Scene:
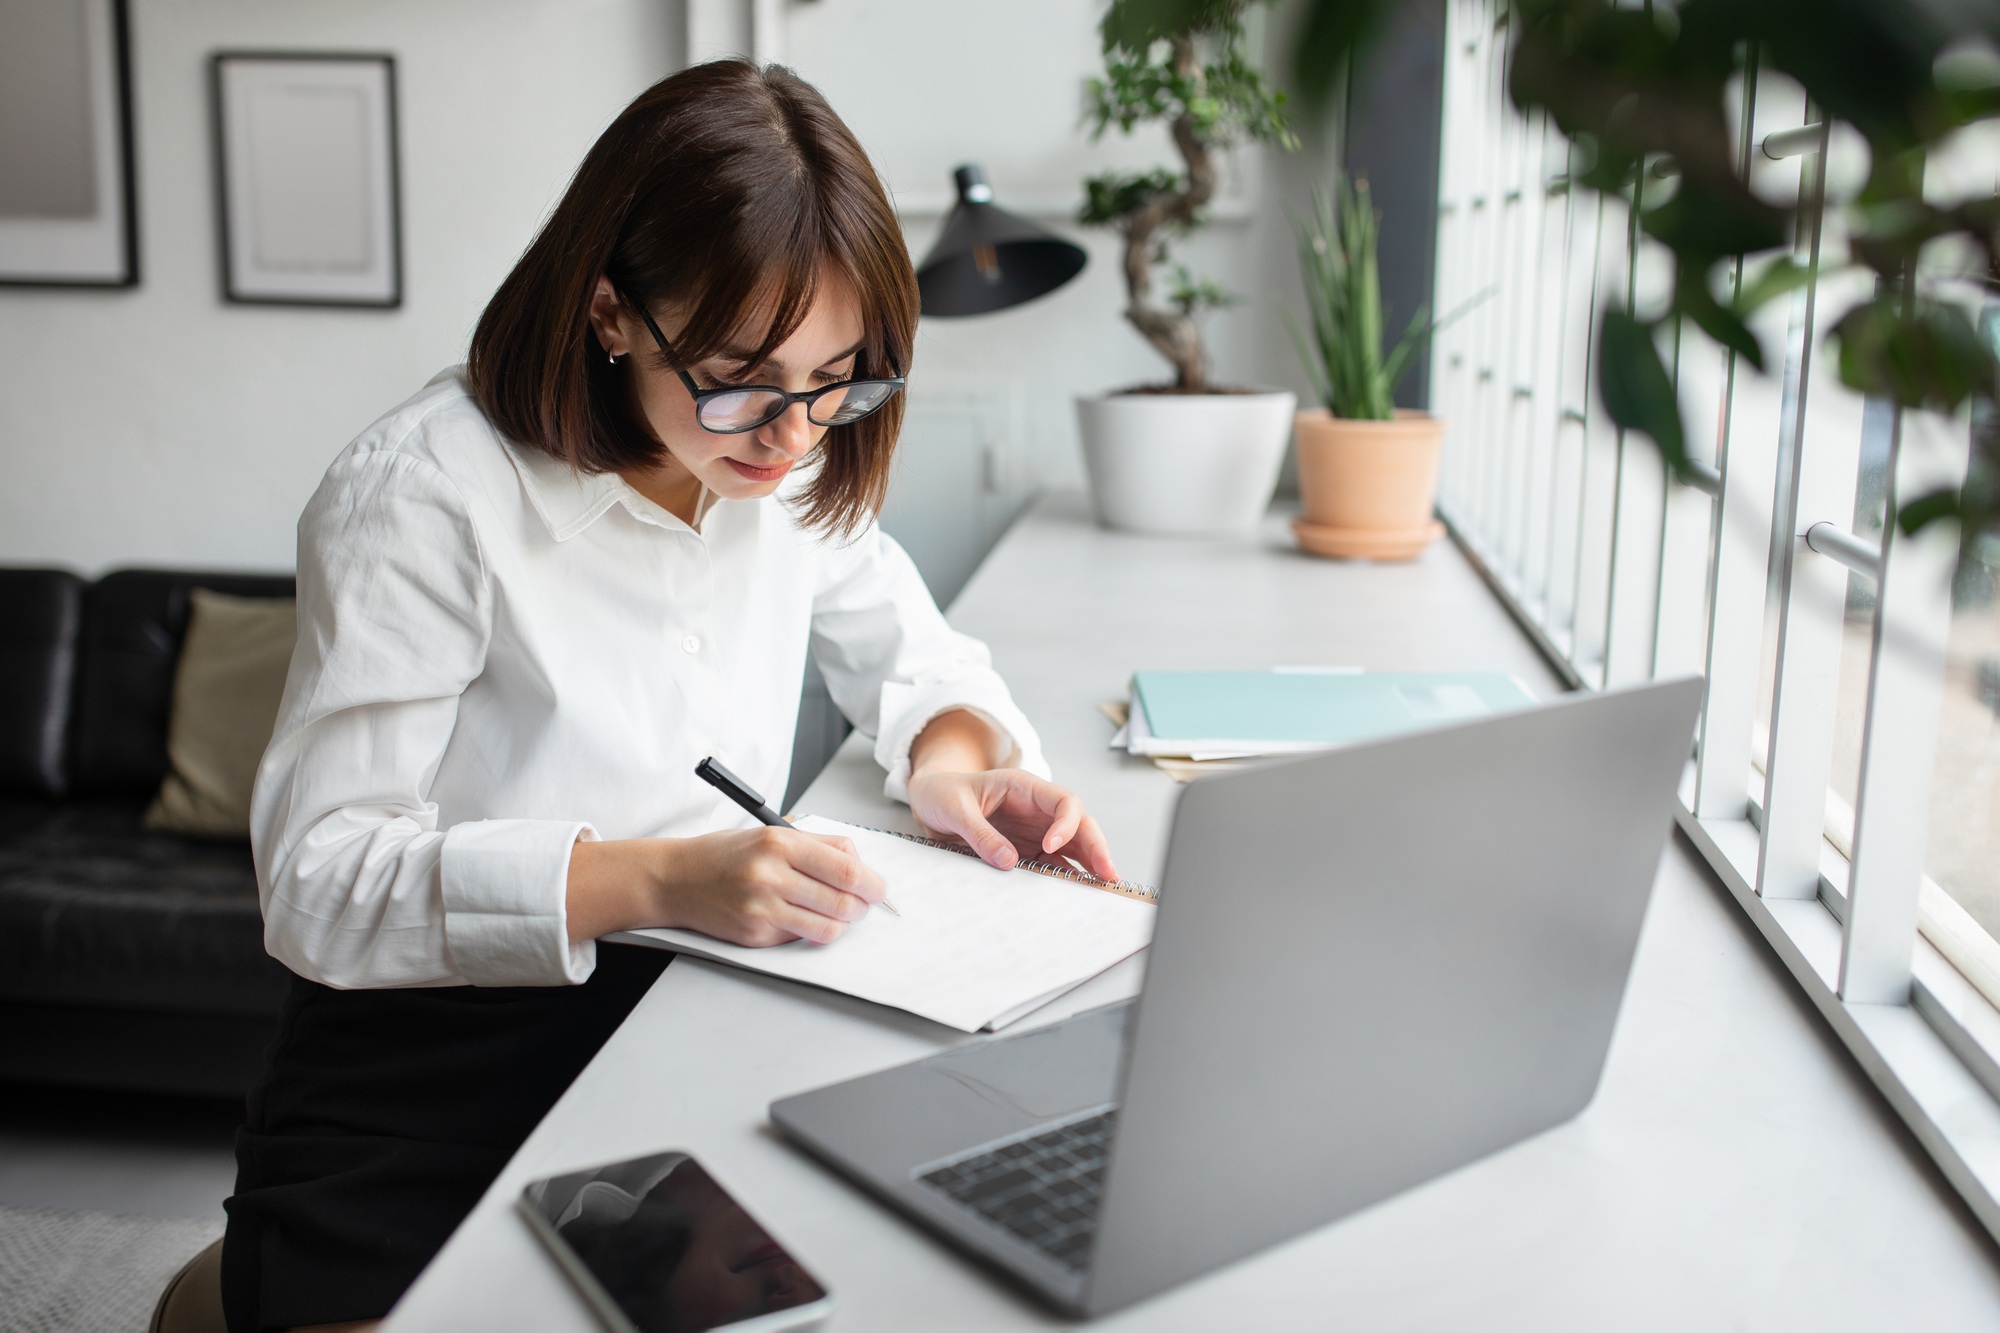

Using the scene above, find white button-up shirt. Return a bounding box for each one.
[251,369,1046,991]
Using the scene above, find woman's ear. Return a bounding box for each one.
[586,277,629,357]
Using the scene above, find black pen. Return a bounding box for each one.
[694,756,900,916]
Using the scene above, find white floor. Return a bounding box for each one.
[0,1086,239,1222]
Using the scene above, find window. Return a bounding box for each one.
[1926,381,2000,995]
[1433,0,2000,1230]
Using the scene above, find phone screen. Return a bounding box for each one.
[521,1151,828,1333]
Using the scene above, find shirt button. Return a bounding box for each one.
[681,634,701,654]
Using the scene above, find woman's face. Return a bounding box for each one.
[589,275,866,506]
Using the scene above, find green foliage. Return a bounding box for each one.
[1732,255,1816,321]
[1638,177,1786,264]
[1288,178,1444,421]
[1167,265,1234,317]
[1079,0,1296,388]
[1598,308,1689,475]
[1085,30,1294,148]
[1834,296,1998,415]
[1100,0,1244,54]
[1079,169,1185,229]
[1263,0,2000,551]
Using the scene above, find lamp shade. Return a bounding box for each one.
[915,164,1087,317]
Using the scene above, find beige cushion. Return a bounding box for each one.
[144,589,297,839]
[149,1237,224,1333]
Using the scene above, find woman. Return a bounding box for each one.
[221,60,1117,1332]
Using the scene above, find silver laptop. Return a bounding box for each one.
[771,678,1701,1318]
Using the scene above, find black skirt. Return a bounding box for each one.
[220,943,671,1332]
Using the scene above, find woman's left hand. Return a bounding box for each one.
[906,768,1121,883]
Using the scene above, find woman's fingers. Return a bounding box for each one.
[733,865,867,947]
[978,775,1089,862]
[1054,812,1120,882]
[1036,788,1083,855]
[977,775,1116,878]
[788,831,886,904]
[781,859,880,922]
[730,895,833,947]
[986,786,1118,882]
[720,874,855,949]
[761,830,884,943]
[763,895,850,945]
[905,768,1125,883]
[966,816,1020,869]
[944,793,1020,870]
[684,827,884,948]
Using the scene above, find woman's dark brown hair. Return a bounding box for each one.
[468,60,917,536]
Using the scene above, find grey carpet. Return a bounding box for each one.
[0,1203,220,1333]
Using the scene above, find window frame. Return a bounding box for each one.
[1434,0,2000,1237]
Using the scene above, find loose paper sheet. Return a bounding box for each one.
[614,816,1156,1033]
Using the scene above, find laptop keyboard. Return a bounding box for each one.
[916,1107,1118,1271]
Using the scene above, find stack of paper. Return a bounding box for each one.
[1108,668,1537,780]
[614,817,1155,1033]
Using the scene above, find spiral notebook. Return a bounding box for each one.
[613,816,1157,1033]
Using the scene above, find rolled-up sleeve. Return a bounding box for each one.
[251,449,595,989]
[808,525,1049,802]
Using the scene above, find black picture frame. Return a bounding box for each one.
[211,51,402,308]
[0,0,140,288]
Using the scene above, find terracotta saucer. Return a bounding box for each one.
[1290,517,1444,562]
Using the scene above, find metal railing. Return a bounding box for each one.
[1431,0,1995,1237]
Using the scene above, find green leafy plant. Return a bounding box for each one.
[1289,175,1462,420]
[1495,0,2000,541]
[1080,0,1297,391]
[1124,0,2000,548]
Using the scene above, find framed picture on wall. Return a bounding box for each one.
[213,52,401,307]
[0,0,139,287]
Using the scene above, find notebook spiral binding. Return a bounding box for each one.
[853,825,1159,903]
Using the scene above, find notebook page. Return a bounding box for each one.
[615,816,1156,1033]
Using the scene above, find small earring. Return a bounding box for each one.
[607,350,619,365]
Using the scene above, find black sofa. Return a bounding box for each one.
[0,564,861,1101]
[1,568,295,1098]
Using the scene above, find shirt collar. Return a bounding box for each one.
[502,436,719,542]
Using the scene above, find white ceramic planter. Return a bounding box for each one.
[1075,390,1297,537]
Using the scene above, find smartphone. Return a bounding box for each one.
[518,1150,832,1333]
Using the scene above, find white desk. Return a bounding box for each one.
[384,495,2000,1330]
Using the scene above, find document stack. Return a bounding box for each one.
[1107,668,1538,781]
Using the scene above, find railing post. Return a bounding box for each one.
[1756,120,1868,901]
[1840,406,1969,1002]
[1692,71,1794,823]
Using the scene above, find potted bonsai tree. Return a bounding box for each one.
[1075,0,1299,536]
[1289,175,1459,560]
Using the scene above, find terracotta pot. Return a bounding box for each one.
[1291,408,1446,560]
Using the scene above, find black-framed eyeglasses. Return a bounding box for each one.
[630,303,905,435]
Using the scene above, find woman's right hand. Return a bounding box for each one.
[567,826,885,948]
[656,826,885,945]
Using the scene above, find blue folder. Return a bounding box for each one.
[1130,670,1537,751]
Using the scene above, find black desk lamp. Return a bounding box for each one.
[915,164,1087,317]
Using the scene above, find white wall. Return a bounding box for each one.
[778,0,1336,492]
[0,0,682,574]
[1,0,1336,575]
